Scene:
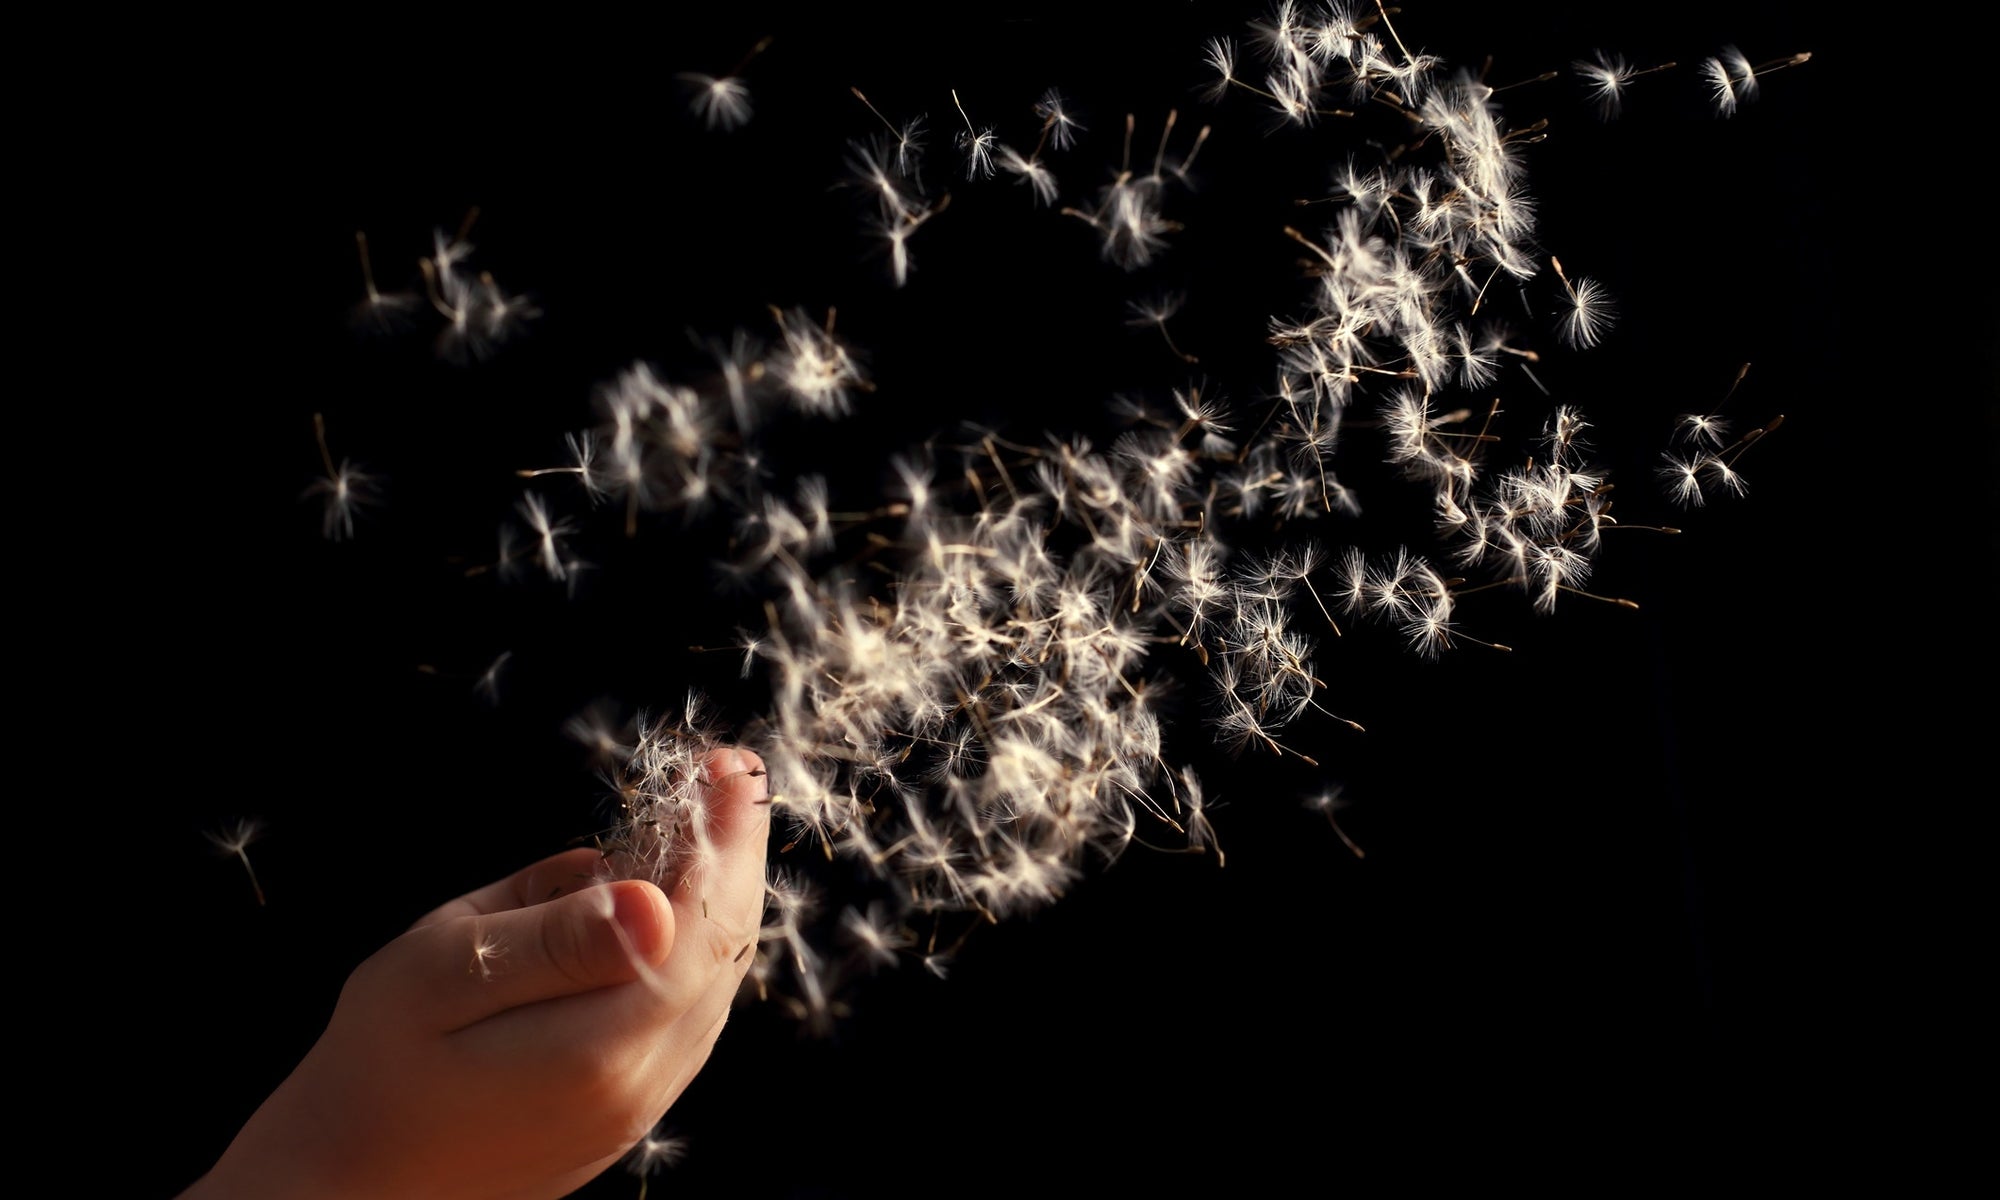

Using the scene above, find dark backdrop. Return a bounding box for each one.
[121,4,1925,1194]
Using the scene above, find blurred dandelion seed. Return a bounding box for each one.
[206,818,266,906]
[680,36,771,131]
[624,1124,689,1197]
[304,413,377,542]
[350,230,416,333]
[475,651,512,705]
[471,930,507,980]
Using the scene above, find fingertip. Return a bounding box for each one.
[704,745,764,785]
[705,747,770,819]
[608,879,675,966]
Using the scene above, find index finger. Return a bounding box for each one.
[409,846,610,931]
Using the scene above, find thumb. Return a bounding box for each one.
[362,878,676,1033]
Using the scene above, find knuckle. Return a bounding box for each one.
[560,1050,661,1150]
[338,938,400,1009]
[537,901,599,990]
[549,1041,626,1105]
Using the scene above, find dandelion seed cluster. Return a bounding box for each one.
[328,3,1805,1031]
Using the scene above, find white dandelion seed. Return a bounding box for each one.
[1573,49,1634,120]
[996,145,1058,206]
[951,88,997,180]
[1659,452,1706,507]
[678,36,770,132]
[625,1123,690,1190]
[1551,258,1616,350]
[206,818,266,906]
[517,492,575,581]
[1034,87,1085,150]
[470,930,507,980]
[304,414,378,542]
[1720,45,1760,108]
[1701,55,1738,117]
[684,74,753,130]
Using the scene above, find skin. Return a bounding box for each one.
[183,748,769,1200]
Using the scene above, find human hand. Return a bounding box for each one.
[183,747,769,1200]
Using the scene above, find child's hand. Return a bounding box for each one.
[184,748,769,1200]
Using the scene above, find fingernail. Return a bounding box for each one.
[703,747,741,784]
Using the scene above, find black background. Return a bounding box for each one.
[116,3,1955,1194]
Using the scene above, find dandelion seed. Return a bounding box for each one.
[1719,45,1759,108]
[430,219,474,274]
[1203,36,1239,102]
[565,702,630,763]
[1673,363,1750,452]
[1700,455,1748,498]
[1659,452,1705,507]
[1180,769,1224,867]
[477,271,540,345]
[625,1124,689,1197]
[206,817,266,906]
[350,231,416,333]
[475,651,511,705]
[1573,50,1634,119]
[1701,55,1739,117]
[838,901,913,972]
[1571,49,1676,120]
[1033,87,1085,150]
[770,306,870,413]
[849,136,915,221]
[997,145,1058,206]
[1550,257,1615,350]
[517,492,575,581]
[891,114,928,176]
[684,75,753,130]
[679,36,770,131]
[1303,787,1365,858]
[951,89,997,180]
[303,413,378,542]
[1674,412,1731,449]
[1401,603,1455,658]
[1127,294,1199,364]
[852,87,928,182]
[305,460,376,541]
[470,929,507,980]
